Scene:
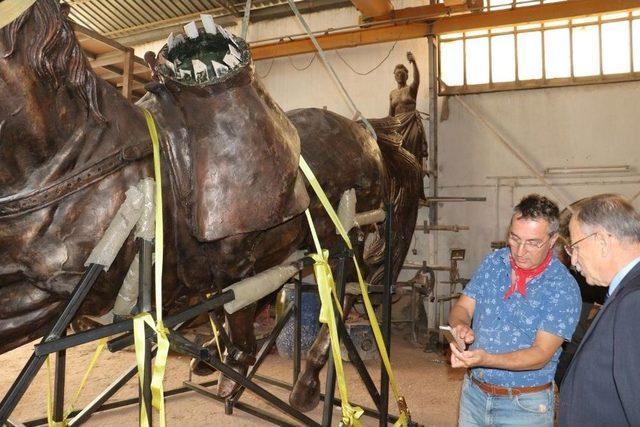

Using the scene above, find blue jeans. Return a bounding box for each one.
[458,375,554,427]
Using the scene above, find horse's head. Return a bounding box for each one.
[0,0,103,127]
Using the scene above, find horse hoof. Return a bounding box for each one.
[190,358,215,376]
[289,371,321,412]
[216,362,248,398]
[217,374,238,398]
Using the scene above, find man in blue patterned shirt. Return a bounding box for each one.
[448,194,581,427]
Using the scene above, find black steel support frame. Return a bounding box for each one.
[137,238,154,425]
[322,242,350,426]
[380,202,394,427]
[192,201,399,427]
[0,263,104,424]
[0,239,234,425]
[53,330,66,424]
[1,203,402,427]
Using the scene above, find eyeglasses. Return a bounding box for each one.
[508,233,551,250]
[564,232,598,257]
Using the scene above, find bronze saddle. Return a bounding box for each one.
[138,48,309,242]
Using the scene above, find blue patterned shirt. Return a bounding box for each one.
[463,248,581,387]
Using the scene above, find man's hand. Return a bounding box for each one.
[452,323,475,345]
[407,51,415,63]
[450,345,488,368]
[449,329,564,371]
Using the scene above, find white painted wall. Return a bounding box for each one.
[133,1,430,121]
[439,83,640,280]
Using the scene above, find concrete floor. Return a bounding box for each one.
[0,331,465,426]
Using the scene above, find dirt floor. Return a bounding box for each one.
[0,329,465,426]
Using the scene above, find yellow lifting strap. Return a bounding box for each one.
[305,211,363,426]
[131,109,171,427]
[208,313,224,360]
[299,156,410,426]
[45,338,108,427]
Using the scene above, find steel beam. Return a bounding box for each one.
[112,0,352,46]
[251,22,429,60]
[432,0,640,34]
[351,0,394,18]
[250,0,640,60]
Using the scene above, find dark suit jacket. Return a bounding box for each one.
[559,261,640,427]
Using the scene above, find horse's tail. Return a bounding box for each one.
[365,116,422,288]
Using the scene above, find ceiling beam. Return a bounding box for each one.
[89,51,126,68]
[432,0,640,34]
[95,65,149,84]
[251,22,428,60]
[113,0,352,47]
[369,0,482,22]
[72,22,126,51]
[250,0,640,60]
[350,0,393,19]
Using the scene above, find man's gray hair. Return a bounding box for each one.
[574,194,640,243]
[513,194,560,235]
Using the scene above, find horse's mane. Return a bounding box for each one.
[1,0,105,121]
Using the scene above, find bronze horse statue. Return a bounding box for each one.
[0,0,421,412]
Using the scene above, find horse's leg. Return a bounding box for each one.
[217,303,257,397]
[190,307,226,376]
[289,295,356,411]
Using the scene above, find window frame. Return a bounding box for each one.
[437,11,640,96]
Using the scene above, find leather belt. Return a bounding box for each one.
[0,143,152,218]
[471,376,551,396]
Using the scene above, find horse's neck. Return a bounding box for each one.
[0,73,145,196]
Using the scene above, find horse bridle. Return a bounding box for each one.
[0,142,152,218]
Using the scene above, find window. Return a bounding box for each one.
[437,0,565,10]
[439,10,640,94]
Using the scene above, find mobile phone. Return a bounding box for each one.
[439,325,466,352]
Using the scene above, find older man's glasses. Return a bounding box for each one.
[564,232,598,257]
[508,233,551,250]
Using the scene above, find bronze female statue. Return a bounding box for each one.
[0,0,420,410]
[389,51,427,168]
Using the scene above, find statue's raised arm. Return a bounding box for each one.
[408,51,419,100]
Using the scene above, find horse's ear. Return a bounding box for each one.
[144,51,161,82]
[60,2,70,18]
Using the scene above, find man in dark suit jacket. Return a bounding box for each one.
[559,194,640,427]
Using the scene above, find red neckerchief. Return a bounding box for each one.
[504,250,553,300]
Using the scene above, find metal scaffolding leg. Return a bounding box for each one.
[168,330,321,427]
[53,330,67,424]
[226,304,295,409]
[293,273,302,383]
[0,263,104,424]
[321,246,349,427]
[380,202,394,427]
[137,238,153,424]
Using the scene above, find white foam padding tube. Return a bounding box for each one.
[224,263,303,314]
[113,253,140,316]
[282,250,307,265]
[337,188,356,234]
[85,186,143,270]
[354,209,386,227]
[135,178,155,241]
